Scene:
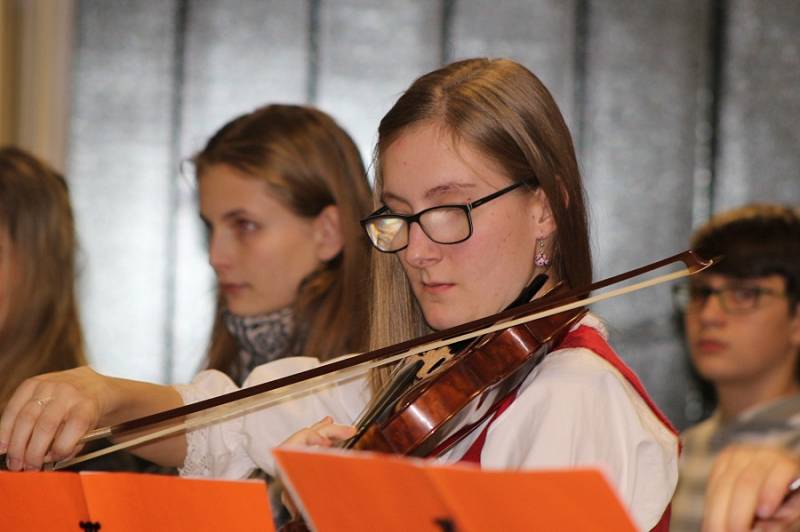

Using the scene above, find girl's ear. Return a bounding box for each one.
[529,187,557,240]
[312,205,344,262]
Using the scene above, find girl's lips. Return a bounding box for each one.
[422,282,454,295]
[221,283,247,296]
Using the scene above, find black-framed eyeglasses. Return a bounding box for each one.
[672,281,787,314]
[361,181,529,253]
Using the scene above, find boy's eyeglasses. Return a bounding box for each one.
[361,181,529,253]
[672,281,787,314]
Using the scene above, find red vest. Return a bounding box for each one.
[458,325,676,532]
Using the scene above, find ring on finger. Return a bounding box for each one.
[33,396,54,408]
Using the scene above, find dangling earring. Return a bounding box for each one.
[534,239,551,268]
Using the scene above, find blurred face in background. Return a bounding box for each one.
[199,164,326,317]
[683,273,800,388]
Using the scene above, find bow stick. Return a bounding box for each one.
[3,250,714,470]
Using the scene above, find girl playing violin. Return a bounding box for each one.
[284,57,678,530]
[0,60,677,530]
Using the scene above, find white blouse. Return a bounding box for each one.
[176,315,678,530]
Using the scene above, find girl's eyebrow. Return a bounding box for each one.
[221,208,250,221]
[381,181,477,205]
[424,182,477,200]
[199,208,251,225]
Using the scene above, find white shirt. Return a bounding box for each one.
[176,315,677,530]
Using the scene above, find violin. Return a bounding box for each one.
[345,280,585,458]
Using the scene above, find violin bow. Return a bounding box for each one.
[40,249,713,469]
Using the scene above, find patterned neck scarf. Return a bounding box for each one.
[223,307,300,384]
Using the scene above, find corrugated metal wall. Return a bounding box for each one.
[67,0,800,429]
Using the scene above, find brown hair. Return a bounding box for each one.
[192,105,372,378]
[0,146,87,408]
[368,58,592,389]
[691,204,800,310]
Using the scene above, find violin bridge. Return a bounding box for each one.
[414,346,454,379]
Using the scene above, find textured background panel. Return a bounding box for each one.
[171,0,311,382]
[714,0,800,211]
[69,0,178,381]
[316,0,443,166]
[581,0,711,428]
[448,0,579,133]
[179,0,310,155]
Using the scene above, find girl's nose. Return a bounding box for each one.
[402,222,442,269]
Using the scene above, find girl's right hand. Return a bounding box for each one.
[0,366,112,471]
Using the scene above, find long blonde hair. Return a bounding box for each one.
[0,147,87,408]
[367,58,592,391]
[194,105,373,377]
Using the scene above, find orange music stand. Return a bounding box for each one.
[273,447,638,532]
[0,470,275,531]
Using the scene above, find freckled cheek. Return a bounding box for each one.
[490,224,535,273]
[454,243,508,307]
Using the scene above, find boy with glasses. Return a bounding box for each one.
[671,204,800,532]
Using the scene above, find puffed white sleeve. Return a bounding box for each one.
[174,356,370,480]
[479,348,679,531]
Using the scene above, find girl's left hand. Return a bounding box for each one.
[278,417,356,518]
[280,416,356,448]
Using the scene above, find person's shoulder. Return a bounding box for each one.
[522,313,633,393]
[507,332,679,455]
[520,329,677,439]
[531,341,619,385]
[513,346,632,417]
